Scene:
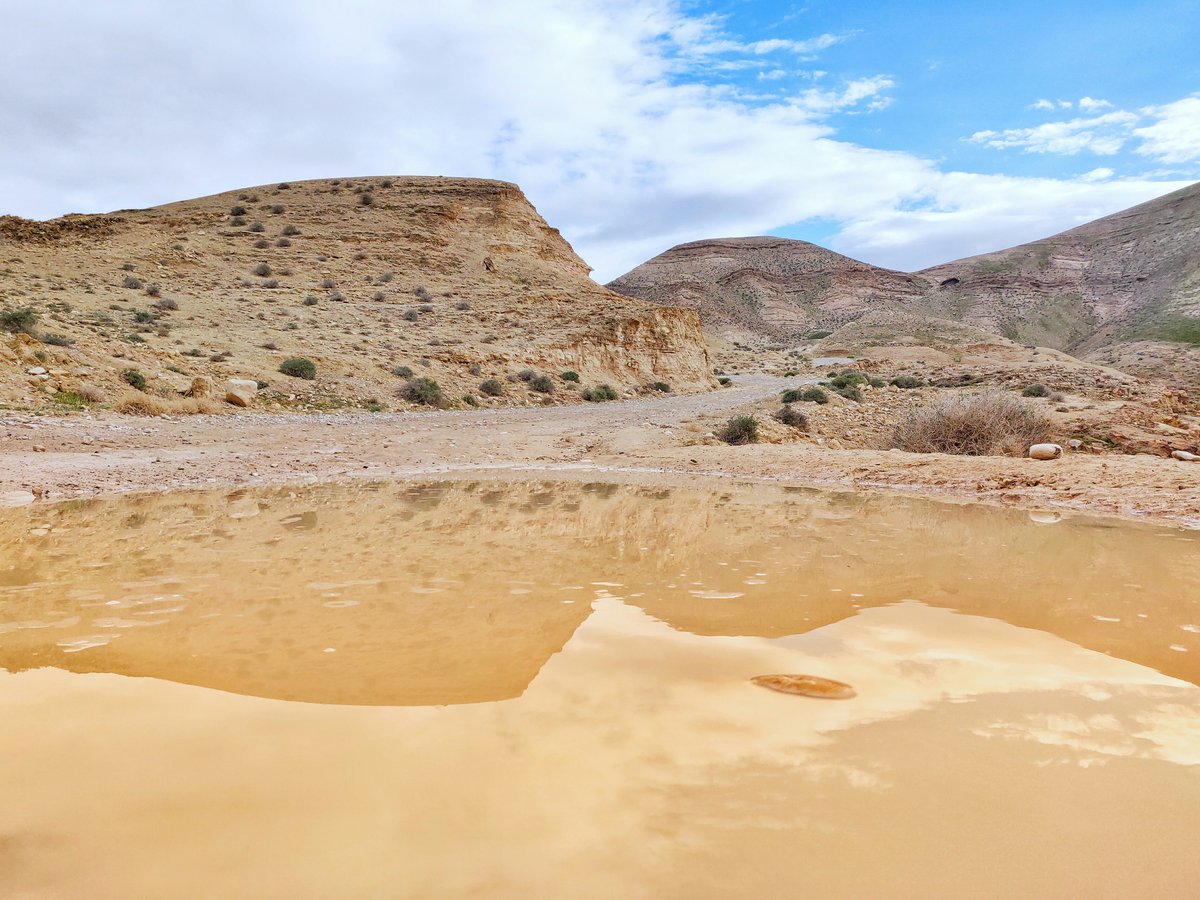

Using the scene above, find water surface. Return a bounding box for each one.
[2,479,1199,898]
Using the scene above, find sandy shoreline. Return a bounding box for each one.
[3,377,1198,527]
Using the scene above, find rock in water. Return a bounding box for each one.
[1171,449,1199,461]
[1029,443,1062,460]
[225,378,258,407]
[751,674,856,699]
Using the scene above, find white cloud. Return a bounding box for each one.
[1134,95,1200,164]
[1031,99,1057,111]
[1079,96,1113,112]
[1080,167,1115,181]
[0,1,1192,282]
[968,111,1139,155]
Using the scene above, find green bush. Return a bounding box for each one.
[890,375,924,389]
[717,376,731,386]
[401,376,444,406]
[831,383,862,402]
[121,368,146,390]
[718,415,759,445]
[828,371,866,389]
[650,381,671,392]
[279,357,316,380]
[529,374,554,393]
[560,371,580,382]
[582,384,619,402]
[517,369,536,382]
[39,332,73,346]
[480,378,504,396]
[782,386,827,404]
[1022,383,1050,397]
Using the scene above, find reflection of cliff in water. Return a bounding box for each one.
[1,478,1197,705]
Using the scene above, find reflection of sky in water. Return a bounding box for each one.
[1,479,1199,897]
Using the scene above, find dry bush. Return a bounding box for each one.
[889,391,1051,456]
[113,392,219,416]
[79,383,105,403]
[114,392,167,416]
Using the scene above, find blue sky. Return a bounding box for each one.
[2,0,1198,279]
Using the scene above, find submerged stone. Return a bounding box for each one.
[750,674,856,699]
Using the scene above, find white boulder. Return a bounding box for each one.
[1029,443,1063,460]
[225,378,258,407]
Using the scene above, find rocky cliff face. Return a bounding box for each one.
[0,176,712,411]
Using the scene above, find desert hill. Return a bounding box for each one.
[607,236,929,343]
[610,183,1200,384]
[0,177,713,413]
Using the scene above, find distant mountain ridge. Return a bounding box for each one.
[608,182,1200,381]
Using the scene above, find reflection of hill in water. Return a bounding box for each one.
[1,478,1197,704]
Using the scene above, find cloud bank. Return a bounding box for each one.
[0,1,1194,280]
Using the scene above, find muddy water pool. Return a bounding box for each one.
[2,478,1199,898]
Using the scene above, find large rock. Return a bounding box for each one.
[224,378,258,407]
[1029,443,1063,460]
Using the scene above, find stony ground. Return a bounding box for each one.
[4,375,1198,527]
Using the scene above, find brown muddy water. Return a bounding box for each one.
[2,478,1199,899]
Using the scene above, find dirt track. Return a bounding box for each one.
[3,376,1198,527]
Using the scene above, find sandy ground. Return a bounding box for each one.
[2,375,1198,527]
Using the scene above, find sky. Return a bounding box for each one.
[1,0,1198,281]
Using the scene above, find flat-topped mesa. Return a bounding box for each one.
[0,176,713,411]
[608,236,929,342]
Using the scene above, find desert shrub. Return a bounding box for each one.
[276,238,291,248]
[831,383,862,402]
[581,384,618,402]
[121,368,146,390]
[773,405,808,429]
[360,193,375,206]
[1,306,38,333]
[1022,383,1050,397]
[231,216,246,226]
[890,391,1052,456]
[414,285,431,301]
[122,275,143,289]
[418,304,434,313]
[121,262,136,271]
[377,271,394,283]
[320,279,336,290]
[114,392,166,416]
[270,204,284,215]
[650,381,671,392]
[302,296,318,306]
[828,371,866,389]
[230,205,247,216]
[262,278,278,289]
[717,376,731,386]
[517,368,536,381]
[455,301,471,310]
[39,332,73,346]
[890,375,924,389]
[462,394,479,407]
[254,238,271,249]
[867,377,886,388]
[133,310,155,323]
[282,224,300,236]
[402,309,419,321]
[52,390,89,409]
[560,371,580,382]
[401,376,444,406]
[392,365,414,377]
[155,297,179,311]
[329,291,345,302]
[718,415,759,445]
[144,283,161,298]
[253,262,272,277]
[530,374,554,393]
[354,251,368,261]
[279,357,316,380]
[249,222,265,233]
[480,378,504,396]
[782,386,827,404]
